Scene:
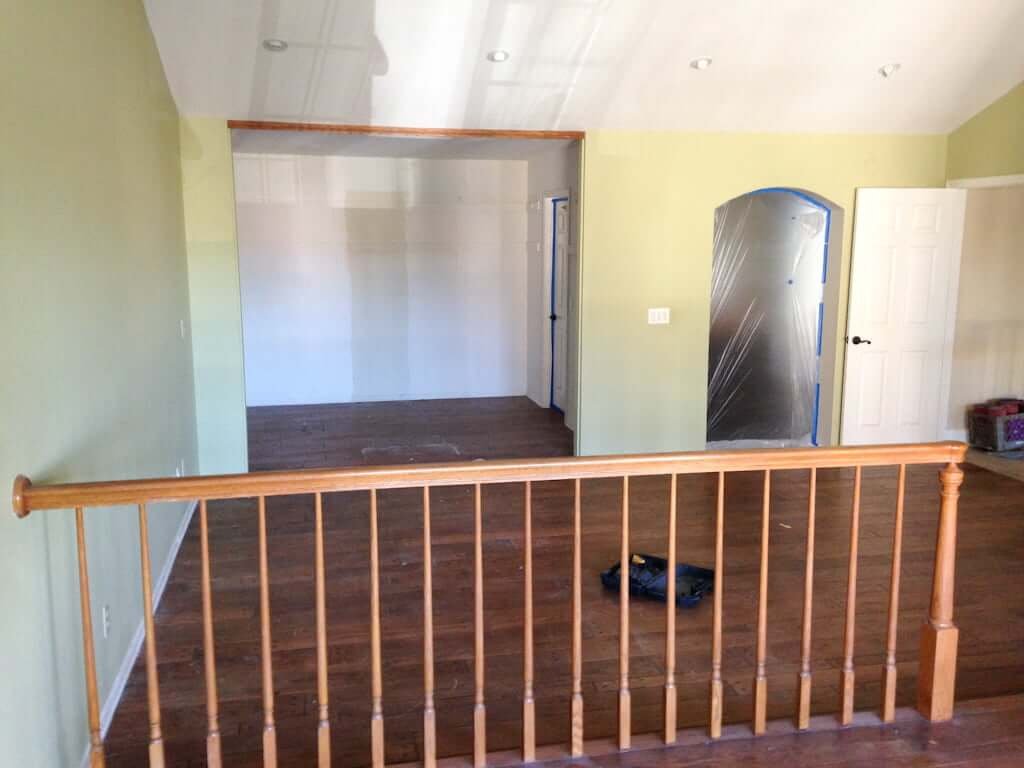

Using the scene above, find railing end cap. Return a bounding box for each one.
[944,440,969,461]
[12,475,31,518]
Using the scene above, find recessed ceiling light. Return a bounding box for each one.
[879,62,901,78]
[262,38,288,53]
[690,57,713,71]
[487,49,510,63]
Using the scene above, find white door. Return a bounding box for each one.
[841,188,966,445]
[550,199,570,410]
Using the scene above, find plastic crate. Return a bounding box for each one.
[969,408,1024,452]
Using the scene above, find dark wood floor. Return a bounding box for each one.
[104,398,1024,767]
[544,695,1024,767]
[246,397,575,471]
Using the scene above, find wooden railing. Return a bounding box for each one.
[12,441,967,767]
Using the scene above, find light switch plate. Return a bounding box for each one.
[648,307,671,325]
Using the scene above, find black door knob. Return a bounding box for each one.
[851,335,872,345]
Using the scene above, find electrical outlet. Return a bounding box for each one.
[647,307,671,325]
[179,319,186,339]
[102,605,111,639]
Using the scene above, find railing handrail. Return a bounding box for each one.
[13,441,966,516]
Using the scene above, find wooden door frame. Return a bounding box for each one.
[229,119,587,447]
[227,119,585,141]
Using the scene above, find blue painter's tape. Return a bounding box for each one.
[811,383,820,446]
[816,301,824,356]
[747,187,830,212]
[749,187,832,283]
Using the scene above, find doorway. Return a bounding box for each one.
[707,188,843,448]
[230,127,583,466]
[944,176,1024,454]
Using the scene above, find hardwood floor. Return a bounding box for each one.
[246,397,574,471]
[104,397,1024,767]
[540,695,1024,767]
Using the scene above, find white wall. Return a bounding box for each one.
[948,185,1024,432]
[526,143,582,431]
[234,153,529,405]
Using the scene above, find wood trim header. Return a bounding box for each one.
[227,120,584,142]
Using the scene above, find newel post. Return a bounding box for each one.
[917,461,963,721]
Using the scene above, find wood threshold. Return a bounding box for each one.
[226,119,584,142]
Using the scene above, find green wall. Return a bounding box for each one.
[947,82,1024,180]
[183,126,951,456]
[0,1,198,766]
[179,117,248,475]
[578,132,948,454]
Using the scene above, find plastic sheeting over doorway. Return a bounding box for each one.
[707,189,833,448]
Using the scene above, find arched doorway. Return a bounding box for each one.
[707,188,842,447]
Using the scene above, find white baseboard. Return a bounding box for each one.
[945,428,968,443]
[79,499,197,768]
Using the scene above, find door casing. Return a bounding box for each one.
[541,193,571,415]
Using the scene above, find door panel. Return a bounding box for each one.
[841,188,966,445]
[857,351,886,427]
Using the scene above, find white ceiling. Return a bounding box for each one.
[145,0,1024,134]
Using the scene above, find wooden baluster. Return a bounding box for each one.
[75,508,106,768]
[664,474,678,744]
[570,478,584,756]
[839,467,862,725]
[796,468,816,730]
[138,503,165,767]
[199,501,222,768]
[917,462,964,722]
[473,484,486,768]
[314,493,331,767]
[258,496,278,767]
[523,481,536,761]
[618,476,631,750]
[709,472,725,740]
[882,465,906,722]
[753,470,770,735]
[370,489,385,768]
[422,487,437,767]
